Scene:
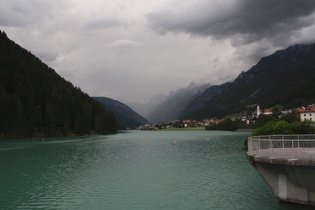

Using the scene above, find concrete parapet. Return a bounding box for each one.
[247,153,315,166]
[247,135,315,206]
[247,153,315,206]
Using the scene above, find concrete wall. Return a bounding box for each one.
[248,156,315,206]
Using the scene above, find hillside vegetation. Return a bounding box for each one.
[181,43,315,120]
[0,31,117,138]
[94,97,149,129]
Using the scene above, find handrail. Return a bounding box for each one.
[248,135,315,160]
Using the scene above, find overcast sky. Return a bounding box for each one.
[1,0,315,104]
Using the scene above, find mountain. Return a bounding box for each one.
[179,82,230,118]
[0,31,117,138]
[127,93,167,119]
[181,43,315,120]
[147,83,210,123]
[94,97,149,129]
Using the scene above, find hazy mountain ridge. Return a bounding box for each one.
[94,97,149,129]
[180,43,315,120]
[178,82,230,118]
[147,83,210,123]
[127,93,167,118]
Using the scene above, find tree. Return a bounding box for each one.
[207,118,245,131]
[256,115,278,127]
[0,31,117,138]
[271,104,283,116]
[2,95,25,137]
[253,121,315,136]
[281,111,299,123]
[0,88,5,137]
[32,105,43,135]
[44,102,56,136]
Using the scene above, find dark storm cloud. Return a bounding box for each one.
[2,0,315,103]
[147,0,315,44]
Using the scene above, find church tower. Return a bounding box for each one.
[257,105,261,117]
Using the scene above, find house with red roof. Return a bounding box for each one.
[297,106,315,122]
[263,109,273,115]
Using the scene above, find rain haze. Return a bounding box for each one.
[1,0,315,104]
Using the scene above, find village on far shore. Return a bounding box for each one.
[139,104,315,131]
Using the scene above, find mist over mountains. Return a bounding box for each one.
[145,83,210,123]
[127,93,167,119]
[2,29,315,132]
[180,43,315,120]
[133,42,315,124]
[127,83,212,123]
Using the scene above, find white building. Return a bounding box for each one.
[298,107,315,122]
[257,105,261,117]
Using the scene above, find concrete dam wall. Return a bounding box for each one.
[247,135,315,206]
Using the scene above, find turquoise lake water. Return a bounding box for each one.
[0,130,313,209]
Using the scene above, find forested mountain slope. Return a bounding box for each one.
[94,97,149,129]
[181,43,315,119]
[178,82,230,118]
[0,31,117,138]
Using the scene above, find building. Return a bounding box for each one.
[297,106,315,122]
[257,105,261,117]
[263,109,273,115]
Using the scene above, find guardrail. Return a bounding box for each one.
[248,134,315,160]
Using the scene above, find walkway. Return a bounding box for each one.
[247,134,315,166]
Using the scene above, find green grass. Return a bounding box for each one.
[158,127,205,131]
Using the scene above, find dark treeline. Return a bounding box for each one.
[0,31,117,138]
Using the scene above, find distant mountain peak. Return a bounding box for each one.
[180,42,315,119]
[147,83,211,123]
[234,43,315,84]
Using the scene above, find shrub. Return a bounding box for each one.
[253,121,315,136]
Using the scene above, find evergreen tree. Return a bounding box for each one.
[44,102,57,136]
[0,30,117,138]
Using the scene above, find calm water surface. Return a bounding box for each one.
[0,130,312,209]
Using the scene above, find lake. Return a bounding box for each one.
[0,130,312,209]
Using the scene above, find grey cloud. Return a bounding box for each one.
[147,0,315,44]
[84,18,128,30]
[4,0,315,104]
[107,40,141,52]
[36,51,59,63]
[0,0,52,27]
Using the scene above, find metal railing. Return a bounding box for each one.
[248,134,315,160]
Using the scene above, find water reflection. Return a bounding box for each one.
[0,131,312,209]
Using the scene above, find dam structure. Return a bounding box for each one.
[247,135,315,206]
